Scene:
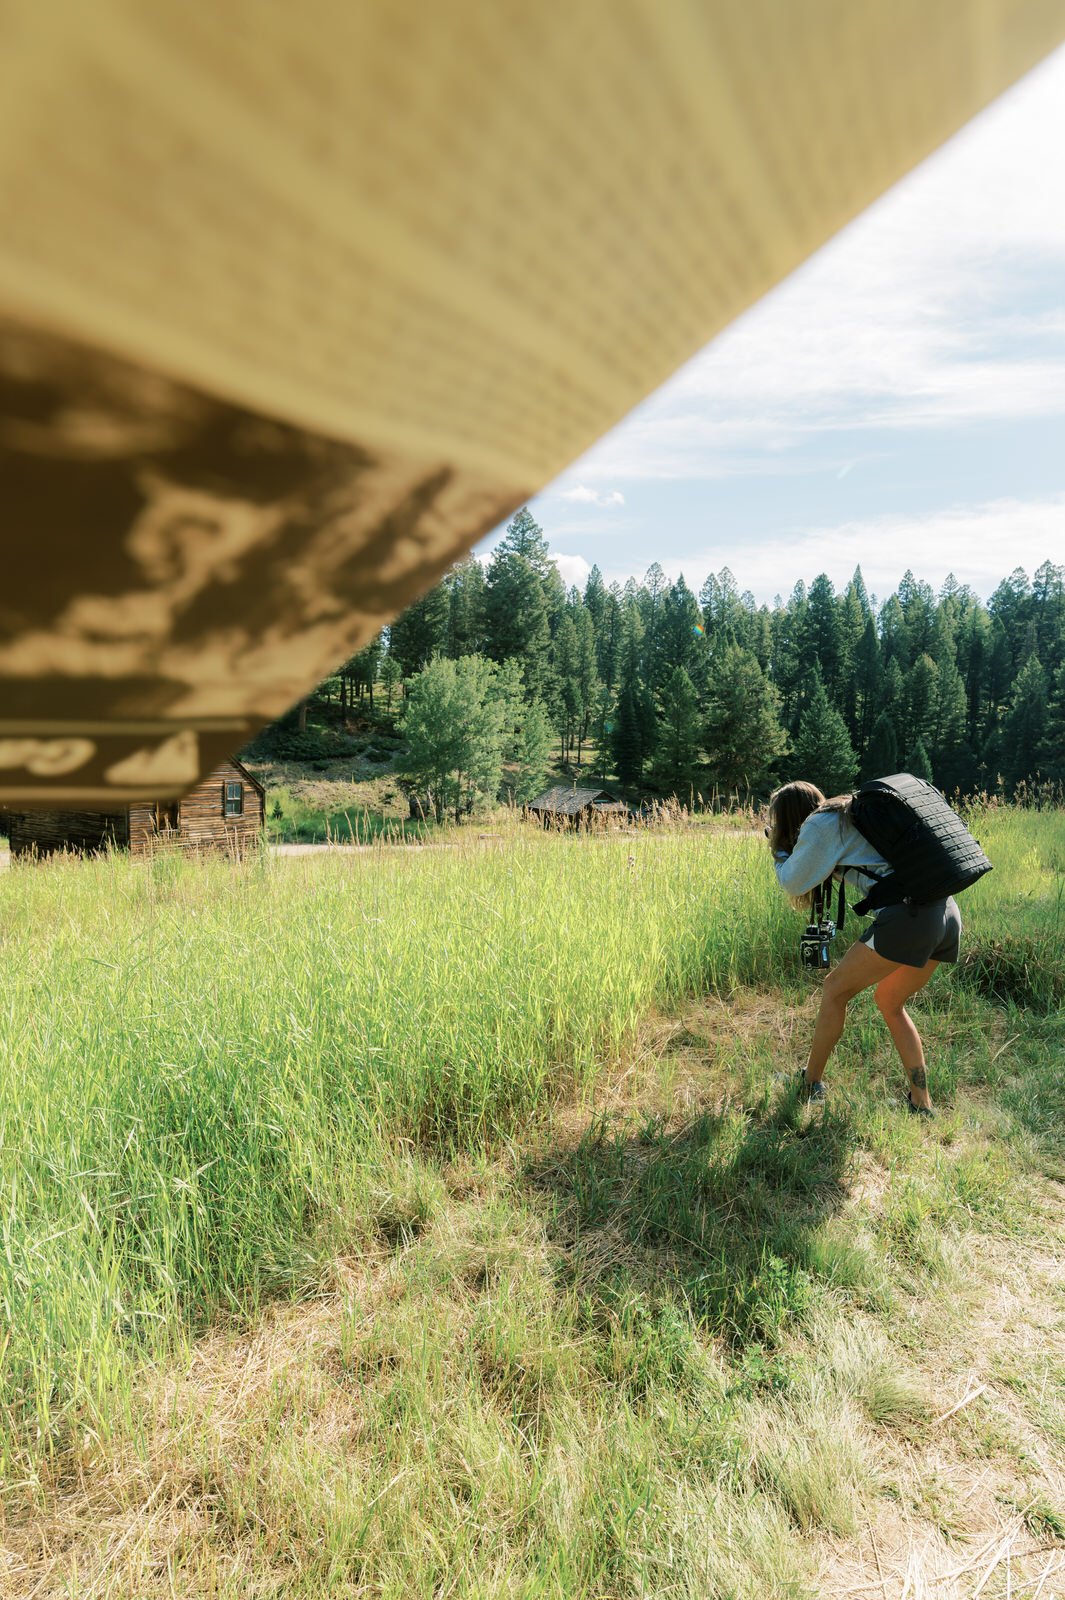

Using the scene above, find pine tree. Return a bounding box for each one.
[907,654,939,752]
[446,556,486,657]
[934,737,979,798]
[495,506,552,573]
[1001,655,1049,792]
[802,574,843,695]
[1032,559,1065,661]
[984,621,1014,723]
[483,548,552,700]
[591,682,616,780]
[854,615,881,755]
[737,588,760,656]
[596,584,623,690]
[880,657,906,752]
[573,604,600,765]
[611,684,645,786]
[878,595,911,672]
[651,667,702,796]
[659,577,704,686]
[957,605,991,740]
[770,581,808,733]
[898,570,937,660]
[746,605,774,673]
[1037,662,1065,782]
[506,697,555,803]
[979,722,1005,794]
[583,564,607,634]
[639,562,669,693]
[988,567,1032,677]
[905,738,934,784]
[700,567,753,657]
[389,584,450,675]
[703,645,788,794]
[790,674,858,795]
[837,581,866,737]
[849,566,872,617]
[611,602,655,784]
[928,655,968,784]
[340,638,382,712]
[862,711,897,781]
[551,611,581,764]
[380,652,403,714]
[542,559,568,636]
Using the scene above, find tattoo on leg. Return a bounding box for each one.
[907,1066,928,1090]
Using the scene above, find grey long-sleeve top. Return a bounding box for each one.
[773,811,890,899]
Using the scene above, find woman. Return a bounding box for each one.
[767,780,962,1116]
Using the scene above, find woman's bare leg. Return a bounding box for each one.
[873,960,939,1109]
[805,940,900,1082]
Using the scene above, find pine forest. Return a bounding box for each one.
[317,507,1064,814]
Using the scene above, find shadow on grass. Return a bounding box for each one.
[524,1088,868,1368]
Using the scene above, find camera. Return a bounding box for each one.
[800,918,836,970]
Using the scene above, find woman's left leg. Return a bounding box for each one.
[873,960,939,1110]
[805,939,902,1083]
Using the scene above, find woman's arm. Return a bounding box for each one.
[772,813,842,897]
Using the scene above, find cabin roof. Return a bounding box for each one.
[527,785,616,815]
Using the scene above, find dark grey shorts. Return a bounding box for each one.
[858,896,962,968]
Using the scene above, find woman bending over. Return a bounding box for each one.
[767,780,962,1115]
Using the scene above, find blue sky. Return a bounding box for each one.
[479,44,1065,608]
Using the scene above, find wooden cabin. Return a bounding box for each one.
[6,758,265,859]
[526,785,627,828]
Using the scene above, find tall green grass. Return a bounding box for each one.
[954,799,1065,1011]
[0,810,1060,1475]
[264,780,425,844]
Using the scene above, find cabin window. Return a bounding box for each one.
[155,801,180,831]
[224,781,244,817]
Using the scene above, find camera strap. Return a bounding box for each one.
[815,876,849,930]
[834,863,895,930]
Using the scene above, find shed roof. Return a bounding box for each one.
[528,786,615,816]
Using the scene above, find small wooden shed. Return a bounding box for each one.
[526,785,625,828]
[6,757,265,859]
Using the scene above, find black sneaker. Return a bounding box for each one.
[798,1071,827,1104]
[907,1092,934,1118]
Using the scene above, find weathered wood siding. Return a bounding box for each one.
[127,804,159,855]
[127,760,265,856]
[7,810,129,857]
[7,760,264,860]
[181,759,264,854]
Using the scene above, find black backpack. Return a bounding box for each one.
[841,773,992,920]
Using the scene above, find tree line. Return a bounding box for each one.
[334,507,1065,816]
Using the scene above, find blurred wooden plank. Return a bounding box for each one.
[1,0,1063,804]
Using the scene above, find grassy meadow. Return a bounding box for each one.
[1,806,1063,1596]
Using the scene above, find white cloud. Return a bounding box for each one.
[676,495,1065,605]
[556,484,625,506]
[552,553,592,590]
[567,45,1065,483]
